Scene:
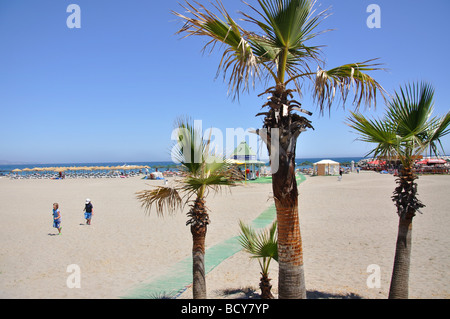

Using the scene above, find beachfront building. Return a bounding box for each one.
[229,141,266,180]
[313,159,340,176]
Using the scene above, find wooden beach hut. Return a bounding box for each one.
[313,159,340,176]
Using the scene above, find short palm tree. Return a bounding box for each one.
[172,0,385,298]
[347,82,450,298]
[136,119,239,299]
[238,221,278,299]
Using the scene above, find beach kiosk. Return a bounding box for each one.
[313,159,340,176]
[229,142,265,180]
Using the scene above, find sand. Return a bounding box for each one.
[0,171,448,299]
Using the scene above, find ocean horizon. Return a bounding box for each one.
[0,157,366,174]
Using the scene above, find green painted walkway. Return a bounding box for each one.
[121,174,306,299]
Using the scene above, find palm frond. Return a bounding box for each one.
[173,118,240,198]
[182,173,235,198]
[347,111,399,159]
[238,220,278,262]
[243,0,329,88]
[138,117,240,217]
[183,158,240,197]
[347,81,450,168]
[386,82,436,137]
[136,186,183,216]
[172,0,260,98]
[426,111,450,155]
[244,0,329,49]
[386,83,449,160]
[313,59,387,113]
[172,0,386,112]
[172,118,207,175]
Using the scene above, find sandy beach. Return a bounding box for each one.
[0,171,449,299]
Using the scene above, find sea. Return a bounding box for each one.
[0,157,365,176]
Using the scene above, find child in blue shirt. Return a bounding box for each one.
[52,203,62,235]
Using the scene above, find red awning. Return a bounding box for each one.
[368,160,386,165]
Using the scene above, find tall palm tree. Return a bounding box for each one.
[172,0,385,298]
[238,220,278,299]
[347,82,450,298]
[136,119,238,299]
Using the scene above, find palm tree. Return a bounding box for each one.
[238,221,278,299]
[172,0,385,298]
[136,119,239,299]
[347,82,450,298]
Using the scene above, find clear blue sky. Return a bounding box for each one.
[1,0,449,164]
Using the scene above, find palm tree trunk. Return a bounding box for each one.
[188,197,209,299]
[192,225,207,299]
[389,214,413,299]
[259,272,274,299]
[258,84,311,299]
[388,168,423,299]
[273,158,306,299]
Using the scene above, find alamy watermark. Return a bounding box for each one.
[66,264,81,288]
[367,4,381,29]
[65,5,380,30]
[66,4,81,29]
[64,261,382,290]
[366,264,381,289]
[169,120,280,173]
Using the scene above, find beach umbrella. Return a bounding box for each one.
[20,167,32,177]
[95,166,106,173]
[104,166,114,173]
[33,167,46,176]
[12,168,21,172]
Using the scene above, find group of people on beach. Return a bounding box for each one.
[52,199,94,235]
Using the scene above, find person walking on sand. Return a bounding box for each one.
[84,198,93,225]
[52,203,62,235]
[338,167,343,181]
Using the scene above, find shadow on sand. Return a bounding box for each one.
[214,287,364,299]
[147,287,364,299]
[306,290,363,299]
